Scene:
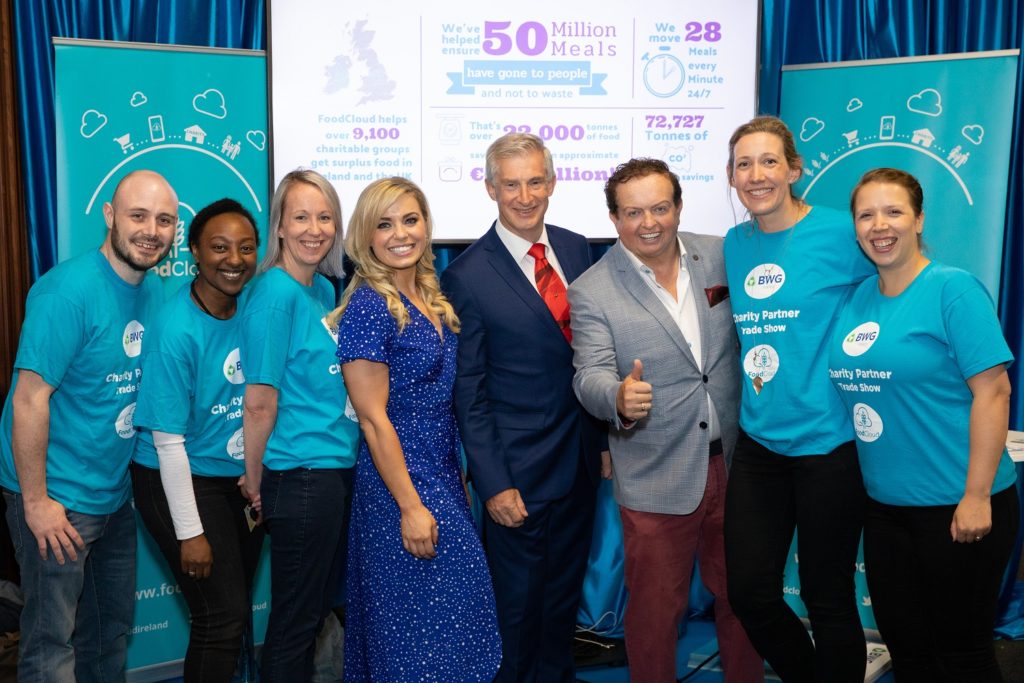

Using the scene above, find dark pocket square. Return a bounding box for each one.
[705,285,730,307]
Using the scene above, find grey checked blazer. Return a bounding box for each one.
[568,233,741,515]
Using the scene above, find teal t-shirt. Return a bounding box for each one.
[828,263,1016,506]
[0,249,165,514]
[239,267,359,470]
[724,205,874,455]
[133,283,247,477]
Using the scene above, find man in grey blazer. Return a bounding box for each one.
[568,158,763,682]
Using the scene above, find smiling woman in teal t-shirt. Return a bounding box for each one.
[722,116,873,683]
[830,167,1018,681]
[131,199,265,682]
[239,170,360,683]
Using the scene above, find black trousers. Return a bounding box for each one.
[865,485,1020,683]
[132,463,264,683]
[725,434,867,683]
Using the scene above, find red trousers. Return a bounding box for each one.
[620,453,763,683]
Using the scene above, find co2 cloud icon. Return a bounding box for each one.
[129,91,147,107]
[846,98,863,112]
[799,117,825,142]
[906,88,942,116]
[961,124,984,145]
[193,88,227,119]
[80,109,108,138]
[246,130,266,151]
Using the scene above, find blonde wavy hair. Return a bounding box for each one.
[328,177,459,333]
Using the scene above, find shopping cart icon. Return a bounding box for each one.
[113,133,132,154]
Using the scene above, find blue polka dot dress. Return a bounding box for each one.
[337,285,501,682]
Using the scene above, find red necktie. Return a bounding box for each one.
[527,242,572,342]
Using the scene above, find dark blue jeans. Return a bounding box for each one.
[3,489,136,683]
[258,466,352,683]
[724,434,867,683]
[865,485,1020,682]
[131,463,265,682]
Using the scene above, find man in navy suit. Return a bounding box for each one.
[441,133,603,682]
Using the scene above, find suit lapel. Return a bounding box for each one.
[481,224,564,337]
[547,226,584,283]
[610,240,699,369]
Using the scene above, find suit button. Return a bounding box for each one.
[699,421,708,429]
[702,375,708,383]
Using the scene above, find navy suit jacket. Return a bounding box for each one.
[441,223,603,504]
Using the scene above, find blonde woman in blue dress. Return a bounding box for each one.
[332,177,501,681]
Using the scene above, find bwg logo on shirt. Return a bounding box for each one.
[842,322,880,357]
[743,343,780,393]
[223,347,245,384]
[226,427,244,460]
[122,320,145,358]
[115,402,137,439]
[744,263,785,299]
[853,402,883,443]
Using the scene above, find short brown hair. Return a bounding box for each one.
[604,158,681,215]
[849,167,924,217]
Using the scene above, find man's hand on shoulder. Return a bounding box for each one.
[485,488,529,527]
[23,496,84,564]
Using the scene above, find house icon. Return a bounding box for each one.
[184,124,207,144]
[911,128,935,148]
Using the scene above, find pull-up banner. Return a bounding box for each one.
[54,38,270,292]
[53,39,271,679]
[780,50,1019,298]
[778,50,1020,632]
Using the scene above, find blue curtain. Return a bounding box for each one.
[13,0,266,281]
[759,0,1024,430]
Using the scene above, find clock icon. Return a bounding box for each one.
[643,47,685,98]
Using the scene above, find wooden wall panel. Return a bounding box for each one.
[0,0,28,583]
[0,0,28,399]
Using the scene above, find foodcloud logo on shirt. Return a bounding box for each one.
[743,344,780,384]
[122,320,145,358]
[226,427,244,460]
[115,402,137,439]
[853,402,883,442]
[223,348,245,384]
[842,322,880,357]
[744,264,786,299]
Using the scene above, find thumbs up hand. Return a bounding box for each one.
[616,359,653,422]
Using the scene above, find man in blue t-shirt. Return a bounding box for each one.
[0,170,176,682]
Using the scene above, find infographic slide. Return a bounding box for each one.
[270,0,758,239]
